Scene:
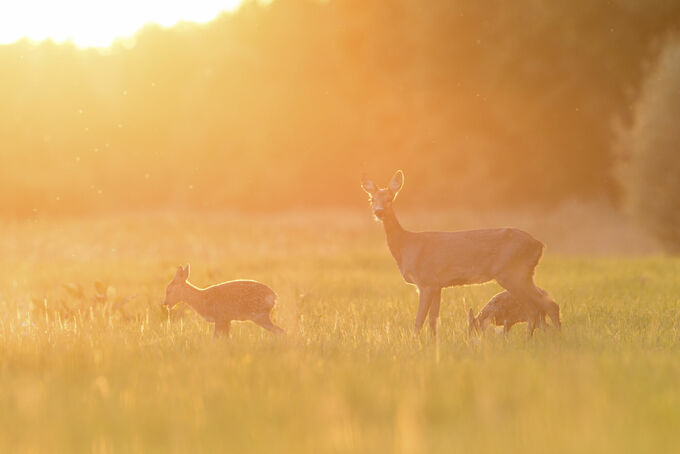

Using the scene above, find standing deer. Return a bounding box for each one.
[361,170,560,336]
[162,265,284,338]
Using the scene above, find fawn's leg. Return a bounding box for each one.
[503,321,516,336]
[214,320,231,338]
[527,317,537,338]
[252,313,284,334]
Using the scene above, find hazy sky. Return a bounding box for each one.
[0,0,243,47]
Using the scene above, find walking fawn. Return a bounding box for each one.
[361,170,560,337]
[162,265,284,338]
[468,289,548,337]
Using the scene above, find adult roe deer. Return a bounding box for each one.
[468,289,549,337]
[162,265,284,338]
[361,170,560,336]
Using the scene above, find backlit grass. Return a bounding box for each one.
[0,213,678,453]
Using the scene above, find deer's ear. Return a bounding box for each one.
[388,170,404,195]
[361,174,377,194]
[183,264,190,279]
[174,266,184,281]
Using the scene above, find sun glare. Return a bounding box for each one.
[0,1,244,48]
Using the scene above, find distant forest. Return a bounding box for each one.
[1,0,679,216]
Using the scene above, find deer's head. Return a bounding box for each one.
[163,264,190,309]
[361,170,404,220]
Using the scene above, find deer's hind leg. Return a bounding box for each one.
[496,273,561,330]
[530,289,560,329]
[252,312,285,334]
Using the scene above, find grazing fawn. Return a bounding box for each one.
[162,265,284,338]
[468,289,549,337]
[361,170,560,337]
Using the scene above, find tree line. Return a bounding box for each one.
[1,0,679,216]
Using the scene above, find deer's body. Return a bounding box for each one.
[468,290,548,337]
[382,215,543,287]
[361,170,560,336]
[163,266,283,337]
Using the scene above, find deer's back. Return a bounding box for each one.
[203,280,276,321]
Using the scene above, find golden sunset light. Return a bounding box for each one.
[1,1,680,452]
[0,0,243,47]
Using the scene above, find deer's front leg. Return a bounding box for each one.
[428,288,442,337]
[414,286,435,335]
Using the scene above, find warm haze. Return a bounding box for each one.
[1,1,680,453]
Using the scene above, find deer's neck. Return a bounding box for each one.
[381,208,407,265]
[182,282,207,314]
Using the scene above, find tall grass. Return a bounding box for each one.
[0,213,678,453]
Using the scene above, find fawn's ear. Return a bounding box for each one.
[361,174,377,195]
[174,266,184,281]
[183,264,190,279]
[388,170,404,196]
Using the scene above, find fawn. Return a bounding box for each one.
[162,265,284,338]
[468,289,549,337]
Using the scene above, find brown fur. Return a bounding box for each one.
[361,170,560,336]
[468,289,549,337]
[162,265,284,338]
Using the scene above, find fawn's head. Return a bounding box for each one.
[361,170,404,220]
[163,264,190,309]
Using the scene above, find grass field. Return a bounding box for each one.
[0,213,678,453]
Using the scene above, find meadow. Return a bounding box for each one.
[0,212,679,453]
